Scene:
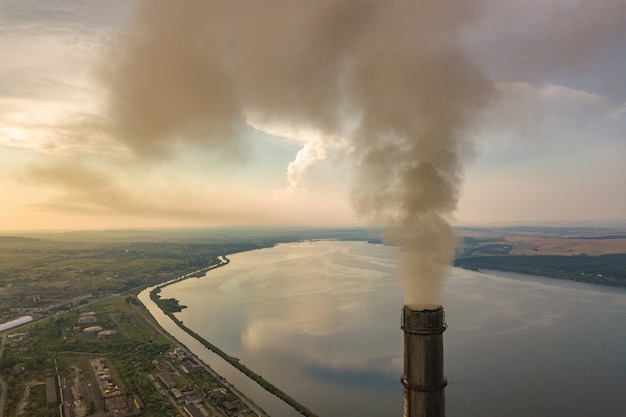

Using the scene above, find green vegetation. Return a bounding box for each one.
[455,254,626,286]
[151,288,187,313]
[0,295,178,417]
[20,383,47,417]
[1,292,269,417]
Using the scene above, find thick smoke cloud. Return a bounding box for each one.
[102,0,493,308]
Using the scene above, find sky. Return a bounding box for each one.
[0,0,624,232]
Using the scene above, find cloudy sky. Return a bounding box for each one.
[0,0,624,231]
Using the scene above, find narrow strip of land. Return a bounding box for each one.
[166,313,319,417]
[148,257,320,417]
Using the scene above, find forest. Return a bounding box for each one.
[455,254,626,286]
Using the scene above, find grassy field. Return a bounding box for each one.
[505,236,626,255]
[456,226,626,286]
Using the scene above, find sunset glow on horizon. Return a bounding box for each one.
[1,0,624,232]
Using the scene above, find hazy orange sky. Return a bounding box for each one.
[0,0,624,231]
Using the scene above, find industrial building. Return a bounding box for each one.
[83,325,104,336]
[0,316,33,332]
[97,329,120,340]
[183,404,204,417]
[45,376,58,405]
[78,312,98,325]
[157,372,176,389]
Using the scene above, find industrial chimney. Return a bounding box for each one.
[401,305,447,417]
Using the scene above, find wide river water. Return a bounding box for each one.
[138,240,626,417]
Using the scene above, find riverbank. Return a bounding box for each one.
[143,255,319,417]
[130,295,270,417]
[166,313,319,417]
[454,253,626,287]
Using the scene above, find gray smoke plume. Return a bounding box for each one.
[101,0,493,308]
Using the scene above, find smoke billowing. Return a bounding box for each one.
[102,0,493,308]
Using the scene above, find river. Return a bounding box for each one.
[139,240,626,417]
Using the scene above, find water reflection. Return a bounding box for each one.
[153,241,626,417]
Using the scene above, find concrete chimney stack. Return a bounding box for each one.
[401,305,447,417]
